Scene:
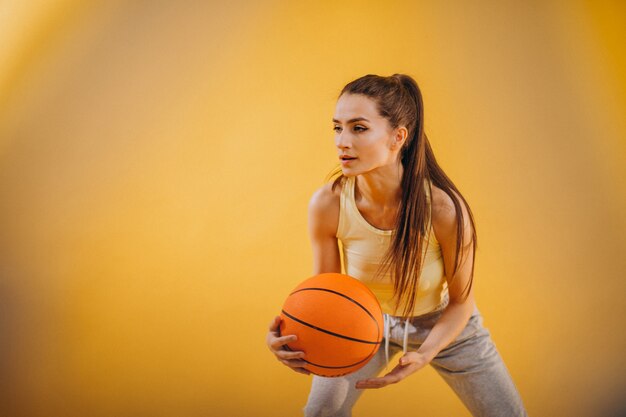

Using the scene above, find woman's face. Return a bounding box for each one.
[332,93,406,177]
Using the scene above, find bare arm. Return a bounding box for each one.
[307,183,341,275]
[416,189,476,360]
[266,182,341,375]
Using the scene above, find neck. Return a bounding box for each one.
[355,162,404,208]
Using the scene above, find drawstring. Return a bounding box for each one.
[403,317,409,354]
[383,314,411,368]
[384,314,390,367]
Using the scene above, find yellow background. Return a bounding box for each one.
[1,1,625,416]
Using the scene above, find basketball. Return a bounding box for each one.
[279,272,384,377]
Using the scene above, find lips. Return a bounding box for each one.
[340,155,356,166]
[339,155,357,161]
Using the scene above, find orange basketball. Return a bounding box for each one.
[279,272,384,377]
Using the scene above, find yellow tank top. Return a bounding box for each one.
[336,175,448,317]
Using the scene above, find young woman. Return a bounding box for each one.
[266,74,528,417]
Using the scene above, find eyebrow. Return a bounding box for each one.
[332,117,370,124]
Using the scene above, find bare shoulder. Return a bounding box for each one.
[309,181,341,209]
[430,185,472,245]
[430,185,456,220]
[308,180,342,237]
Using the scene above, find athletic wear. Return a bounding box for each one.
[301,175,529,417]
[303,292,529,417]
[337,175,448,317]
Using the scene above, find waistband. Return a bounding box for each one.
[382,292,450,367]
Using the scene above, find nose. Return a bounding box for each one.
[335,130,352,150]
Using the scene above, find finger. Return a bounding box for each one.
[270,334,298,350]
[280,358,308,368]
[355,378,388,389]
[382,368,411,384]
[275,349,306,360]
[371,378,390,387]
[292,367,311,376]
[359,372,400,388]
[382,374,401,384]
[388,364,417,380]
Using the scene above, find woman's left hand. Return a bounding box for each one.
[355,350,433,389]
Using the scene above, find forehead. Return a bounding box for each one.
[333,93,381,122]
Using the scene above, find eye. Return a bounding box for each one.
[333,125,368,132]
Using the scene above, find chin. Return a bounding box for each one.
[341,165,374,177]
[340,168,358,177]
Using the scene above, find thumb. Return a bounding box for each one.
[269,315,281,331]
[399,352,416,366]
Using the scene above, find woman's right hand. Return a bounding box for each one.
[266,315,311,375]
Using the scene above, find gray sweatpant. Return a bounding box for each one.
[303,296,528,417]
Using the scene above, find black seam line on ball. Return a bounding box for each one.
[282,331,379,370]
[281,310,381,345]
[289,287,381,340]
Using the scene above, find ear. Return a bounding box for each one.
[390,126,408,151]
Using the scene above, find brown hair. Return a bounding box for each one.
[327,73,477,319]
